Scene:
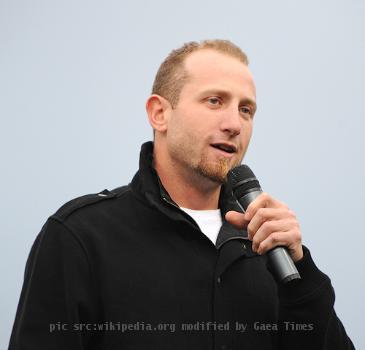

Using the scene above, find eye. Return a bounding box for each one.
[239,106,253,117]
[206,97,222,106]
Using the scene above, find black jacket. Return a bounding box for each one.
[9,141,354,350]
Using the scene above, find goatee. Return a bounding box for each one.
[196,155,236,184]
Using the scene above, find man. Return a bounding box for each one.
[9,40,354,349]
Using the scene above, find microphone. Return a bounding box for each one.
[227,164,301,284]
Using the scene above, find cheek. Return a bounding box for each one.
[176,111,207,138]
[167,113,198,146]
[243,120,253,135]
[239,123,253,145]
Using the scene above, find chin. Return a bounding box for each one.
[197,159,231,184]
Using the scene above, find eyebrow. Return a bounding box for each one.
[198,88,257,112]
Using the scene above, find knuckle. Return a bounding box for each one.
[289,218,298,227]
[288,210,297,218]
[293,229,302,242]
[262,220,274,231]
[261,192,270,201]
[281,203,289,210]
[292,220,300,231]
[271,232,280,243]
[288,229,301,243]
[257,208,266,219]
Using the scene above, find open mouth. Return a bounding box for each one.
[211,143,237,154]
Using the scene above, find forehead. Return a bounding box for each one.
[182,49,256,98]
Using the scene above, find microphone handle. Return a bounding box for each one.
[237,190,301,284]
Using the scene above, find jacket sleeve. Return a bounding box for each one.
[8,217,100,350]
[276,246,355,350]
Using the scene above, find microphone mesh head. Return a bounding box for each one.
[228,164,261,197]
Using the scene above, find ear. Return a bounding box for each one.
[145,94,172,133]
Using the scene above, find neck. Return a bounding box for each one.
[153,149,222,210]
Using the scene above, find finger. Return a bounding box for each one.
[225,211,249,229]
[255,230,294,255]
[256,229,302,258]
[244,192,288,221]
[251,219,297,252]
[247,208,294,240]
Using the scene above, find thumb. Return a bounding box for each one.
[225,210,249,229]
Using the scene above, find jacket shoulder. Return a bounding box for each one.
[52,185,130,221]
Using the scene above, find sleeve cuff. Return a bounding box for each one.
[277,245,333,305]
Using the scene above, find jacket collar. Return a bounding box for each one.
[130,141,249,249]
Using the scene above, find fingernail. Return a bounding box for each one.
[244,210,250,220]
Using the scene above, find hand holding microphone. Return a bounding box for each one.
[226,165,303,283]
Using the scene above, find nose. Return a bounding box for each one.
[219,107,242,137]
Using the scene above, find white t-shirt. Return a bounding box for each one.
[180,207,222,244]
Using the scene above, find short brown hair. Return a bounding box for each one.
[151,39,249,108]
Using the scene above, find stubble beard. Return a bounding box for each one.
[169,138,242,185]
[196,153,240,184]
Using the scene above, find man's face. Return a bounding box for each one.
[165,49,257,184]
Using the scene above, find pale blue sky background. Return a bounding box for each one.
[1,0,364,348]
